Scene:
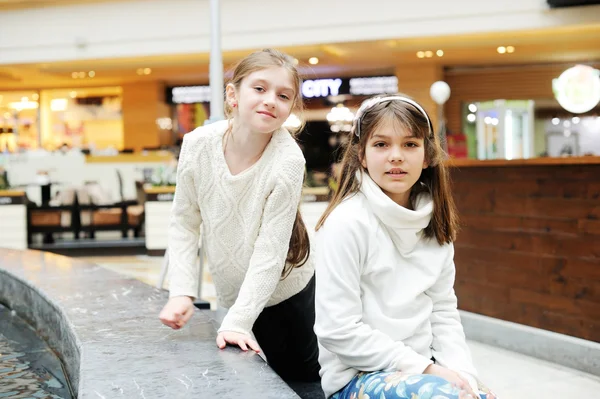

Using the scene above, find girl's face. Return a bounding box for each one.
[361,116,428,208]
[227,66,296,134]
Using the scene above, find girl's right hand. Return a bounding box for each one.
[423,364,479,399]
[159,296,195,330]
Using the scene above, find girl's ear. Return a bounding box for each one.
[225,83,237,107]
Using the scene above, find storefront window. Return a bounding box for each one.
[462,98,600,159]
[0,91,40,152]
[39,86,123,151]
[461,100,535,160]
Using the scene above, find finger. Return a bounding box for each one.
[246,338,261,353]
[237,339,248,351]
[159,316,177,329]
[180,306,194,324]
[457,376,477,398]
[216,334,226,349]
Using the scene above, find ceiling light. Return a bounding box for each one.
[88,71,96,78]
[506,46,515,53]
[467,113,476,123]
[293,58,299,65]
[552,117,560,125]
[468,103,477,113]
[572,116,580,124]
[78,71,86,78]
[72,72,78,78]
[436,50,444,57]
[144,68,152,75]
[308,57,319,65]
[497,46,506,54]
[70,91,77,98]
[424,51,433,58]
[32,93,39,101]
[417,51,425,58]
[137,68,144,75]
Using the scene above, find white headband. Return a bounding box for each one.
[353,95,434,138]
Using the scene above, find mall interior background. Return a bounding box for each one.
[1,1,600,397]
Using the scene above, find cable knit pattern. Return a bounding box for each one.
[168,120,314,335]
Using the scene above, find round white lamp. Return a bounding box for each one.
[430,81,451,151]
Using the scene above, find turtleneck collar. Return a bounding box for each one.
[358,170,433,253]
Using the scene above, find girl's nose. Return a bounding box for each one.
[389,146,404,162]
[264,92,279,108]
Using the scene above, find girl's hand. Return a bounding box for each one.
[159,296,195,329]
[424,364,479,398]
[216,331,261,353]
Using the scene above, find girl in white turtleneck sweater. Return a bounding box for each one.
[314,95,497,399]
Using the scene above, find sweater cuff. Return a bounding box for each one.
[168,286,198,300]
[393,351,434,375]
[218,310,253,336]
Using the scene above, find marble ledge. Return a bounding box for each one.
[0,248,300,398]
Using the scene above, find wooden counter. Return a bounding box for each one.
[85,152,174,163]
[447,156,600,168]
[449,157,600,341]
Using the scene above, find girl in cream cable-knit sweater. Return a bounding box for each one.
[159,49,319,382]
[314,95,497,399]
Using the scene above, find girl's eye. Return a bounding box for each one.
[374,142,387,148]
[279,94,290,100]
[254,87,265,92]
[405,142,418,148]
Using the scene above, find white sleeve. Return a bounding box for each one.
[167,135,203,299]
[314,212,433,374]
[218,156,305,335]
[426,244,479,392]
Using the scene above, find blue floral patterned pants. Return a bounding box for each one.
[332,371,497,399]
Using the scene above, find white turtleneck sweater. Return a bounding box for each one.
[168,120,314,335]
[314,172,478,398]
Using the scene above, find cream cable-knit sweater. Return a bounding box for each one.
[168,120,315,335]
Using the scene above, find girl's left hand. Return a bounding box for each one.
[216,331,261,353]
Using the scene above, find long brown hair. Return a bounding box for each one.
[225,48,310,278]
[316,94,459,245]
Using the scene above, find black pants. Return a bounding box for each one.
[252,275,321,382]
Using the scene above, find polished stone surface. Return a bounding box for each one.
[0,249,300,398]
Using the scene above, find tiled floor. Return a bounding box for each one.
[87,255,600,398]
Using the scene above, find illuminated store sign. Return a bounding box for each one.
[167,75,398,103]
[553,65,600,114]
[302,78,343,98]
[349,76,398,95]
[301,76,398,98]
[170,86,211,104]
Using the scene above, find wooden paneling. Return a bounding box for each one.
[444,63,600,134]
[451,163,600,341]
[396,64,443,130]
[122,82,169,152]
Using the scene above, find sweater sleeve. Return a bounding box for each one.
[426,244,479,393]
[167,134,203,299]
[218,156,305,335]
[314,211,433,374]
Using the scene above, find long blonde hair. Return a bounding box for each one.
[316,95,459,245]
[225,48,310,278]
